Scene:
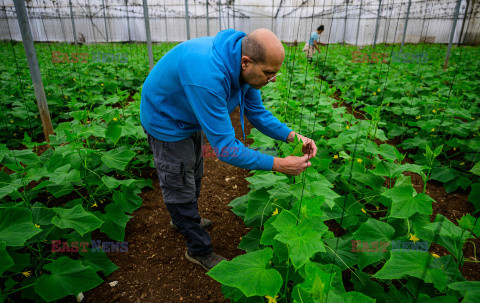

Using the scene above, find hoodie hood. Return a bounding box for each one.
[212,29,245,91]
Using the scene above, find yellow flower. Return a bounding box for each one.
[81,89,84,92]
[460,162,464,166]
[409,234,420,244]
[48,93,51,95]
[431,253,440,258]
[346,125,350,129]
[357,158,362,163]
[432,109,436,113]
[92,203,98,208]
[376,206,379,211]
[73,78,76,81]
[360,86,363,89]
[416,116,420,119]
[421,77,424,79]
[272,208,279,216]
[35,224,40,228]
[453,147,457,151]
[113,118,118,121]
[265,295,279,303]
[373,92,376,96]
[361,208,366,214]
[377,89,381,92]
[431,128,435,132]
[114,77,118,79]
[333,155,339,159]
[101,83,104,86]
[10,120,13,123]
[22,271,32,277]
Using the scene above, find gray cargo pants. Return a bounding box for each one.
[144,128,212,256]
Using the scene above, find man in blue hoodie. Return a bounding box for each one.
[141,28,317,270]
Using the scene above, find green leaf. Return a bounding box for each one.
[238,228,262,253]
[296,261,336,301]
[470,162,480,176]
[273,211,328,270]
[0,208,41,246]
[325,290,376,303]
[246,173,288,191]
[101,147,136,171]
[113,186,143,213]
[382,186,433,219]
[80,250,119,276]
[207,248,283,298]
[374,250,448,291]
[105,122,122,145]
[0,171,23,199]
[52,205,104,236]
[35,257,103,302]
[468,183,480,214]
[353,219,395,269]
[429,167,459,183]
[99,203,131,241]
[0,242,14,276]
[101,176,137,189]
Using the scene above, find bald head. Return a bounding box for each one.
[241,28,285,64]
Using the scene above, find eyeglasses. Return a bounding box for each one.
[250,57,281,83]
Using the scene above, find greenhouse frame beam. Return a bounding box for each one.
[355,0,363,46]
[401,0,412,50]
[373,0,382,48]
[13,0,53,142]
[185,0,190,40]
[444,0,462,70]
[143,0,154,70]
[206,0,210,36]
[343,0,349,44]
[68,0,77,45]
[458,0,470,45]
[218,0,221,32]
[102,0,109,42]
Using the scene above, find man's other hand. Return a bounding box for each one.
[272,155,311,176]
[287,132,318,159]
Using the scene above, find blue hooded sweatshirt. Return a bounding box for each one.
[140,29,293,171]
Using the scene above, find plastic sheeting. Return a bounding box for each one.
[1,0,479,45]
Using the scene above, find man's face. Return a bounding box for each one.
[240,55,283,89]
[317,30,323,35]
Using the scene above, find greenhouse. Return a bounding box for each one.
[0,0,479,302]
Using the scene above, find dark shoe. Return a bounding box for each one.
[170,218,212,230]
[185,250,227,270]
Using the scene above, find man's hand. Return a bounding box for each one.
[272,155,311,176]
[287,132,318,159]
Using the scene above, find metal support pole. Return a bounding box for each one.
[355,0,362,46]
[227,3,230,28]
[68,0,77,45]
[102,0,109,42]
[143,0,154,70]
[373,0,382,48]
[56,4,67,42]
[401,0,412,50]
[218,0,221,32]
[343,0,349,44]
[444,0,462,70]
[125,0,131,42]
[271,0,274,31]
[232,0,235,29]
[13,0,53,142]
[185,0,190,40]
[458,0,470,46]
[163,0,168,41]
[206,0,210,36]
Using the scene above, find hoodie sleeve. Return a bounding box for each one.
[243,87,293,142]
[183,84,274,171]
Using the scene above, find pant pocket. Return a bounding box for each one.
[155,159,185,189]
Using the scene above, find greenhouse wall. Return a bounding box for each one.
[1,0,479,45]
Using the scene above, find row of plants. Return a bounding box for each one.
[0,42,177,302]
[207,43,480,302]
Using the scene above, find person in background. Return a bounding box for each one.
[140,28,317,271]
[303,25,325,64]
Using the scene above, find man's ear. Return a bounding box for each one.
[241,56,250,70]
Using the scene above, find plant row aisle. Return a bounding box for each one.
[207,43,480,303]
